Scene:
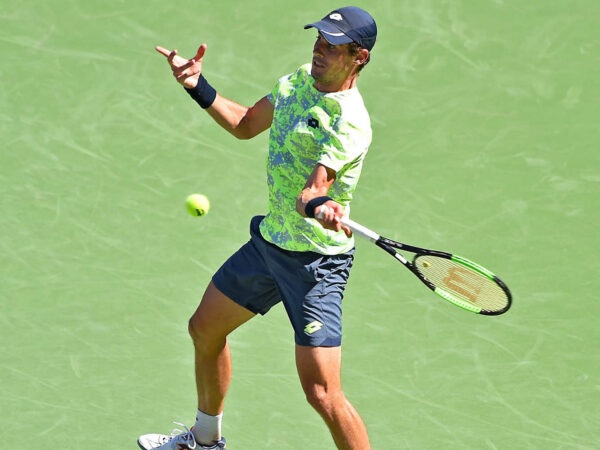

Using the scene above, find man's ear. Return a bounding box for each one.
[355,48,370,66]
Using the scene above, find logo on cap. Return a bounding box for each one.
[304,7,377,51]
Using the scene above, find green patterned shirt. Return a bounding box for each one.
[259,64,372,254]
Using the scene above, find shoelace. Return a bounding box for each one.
[167,423,197,450]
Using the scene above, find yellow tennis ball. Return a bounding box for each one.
[186,194,210,217]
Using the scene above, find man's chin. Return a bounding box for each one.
[311,65,325,80]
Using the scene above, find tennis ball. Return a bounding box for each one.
[186,194,210,217]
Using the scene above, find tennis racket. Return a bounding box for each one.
[327,214,512,315]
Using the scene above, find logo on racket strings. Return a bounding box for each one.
[443,267,483,302]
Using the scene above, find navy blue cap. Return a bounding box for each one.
[304,6,377,51]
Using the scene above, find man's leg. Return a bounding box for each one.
[295,345,370,450]
[188,281,255,437]
[137,281,252,450]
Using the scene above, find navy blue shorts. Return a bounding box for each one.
[212,216,354,347]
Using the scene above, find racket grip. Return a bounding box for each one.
[315,207,380,243]
[341,217,380,242]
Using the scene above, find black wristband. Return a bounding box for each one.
[185,74,217,109]
[305,196,332,218]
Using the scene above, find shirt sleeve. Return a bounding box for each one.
[317,119,370,173]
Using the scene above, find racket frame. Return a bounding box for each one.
[341,217,512,315]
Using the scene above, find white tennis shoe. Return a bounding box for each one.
[137,423,226,450]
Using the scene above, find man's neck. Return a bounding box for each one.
[314,73,359,93]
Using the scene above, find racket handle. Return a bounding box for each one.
[315,207,380,243]
[340,217,380,243]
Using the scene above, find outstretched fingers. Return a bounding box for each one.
[192,44,207,62]
[155,45,174,58]
[155,46,182,71]
[155,43,206,88]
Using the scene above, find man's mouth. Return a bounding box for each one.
[312,57,325,69]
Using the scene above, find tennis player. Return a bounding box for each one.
[138,6,377,450]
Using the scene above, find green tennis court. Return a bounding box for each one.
[2,1,598,448]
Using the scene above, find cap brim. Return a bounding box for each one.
[304,21,354,46]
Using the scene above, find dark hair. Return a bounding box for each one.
[349,42,370,72]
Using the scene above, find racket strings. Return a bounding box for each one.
[413,254,509,313]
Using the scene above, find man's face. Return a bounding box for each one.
[311,33,358,92]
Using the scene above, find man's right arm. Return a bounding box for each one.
[206,94,274,140]
[156,44,274,140]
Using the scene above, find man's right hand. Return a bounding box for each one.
[155,44,207,89]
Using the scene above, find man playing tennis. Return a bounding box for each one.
[138,6,377,450]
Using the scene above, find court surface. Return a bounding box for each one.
[1,0,598,448]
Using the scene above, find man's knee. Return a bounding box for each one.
[188,281,255,347]
[188,314,201,342]
[303,383,345,414]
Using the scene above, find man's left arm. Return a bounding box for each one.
[296,164,352,237]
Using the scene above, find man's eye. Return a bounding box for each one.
[315,35,335,50]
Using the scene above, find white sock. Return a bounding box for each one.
[193,409,223,445]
